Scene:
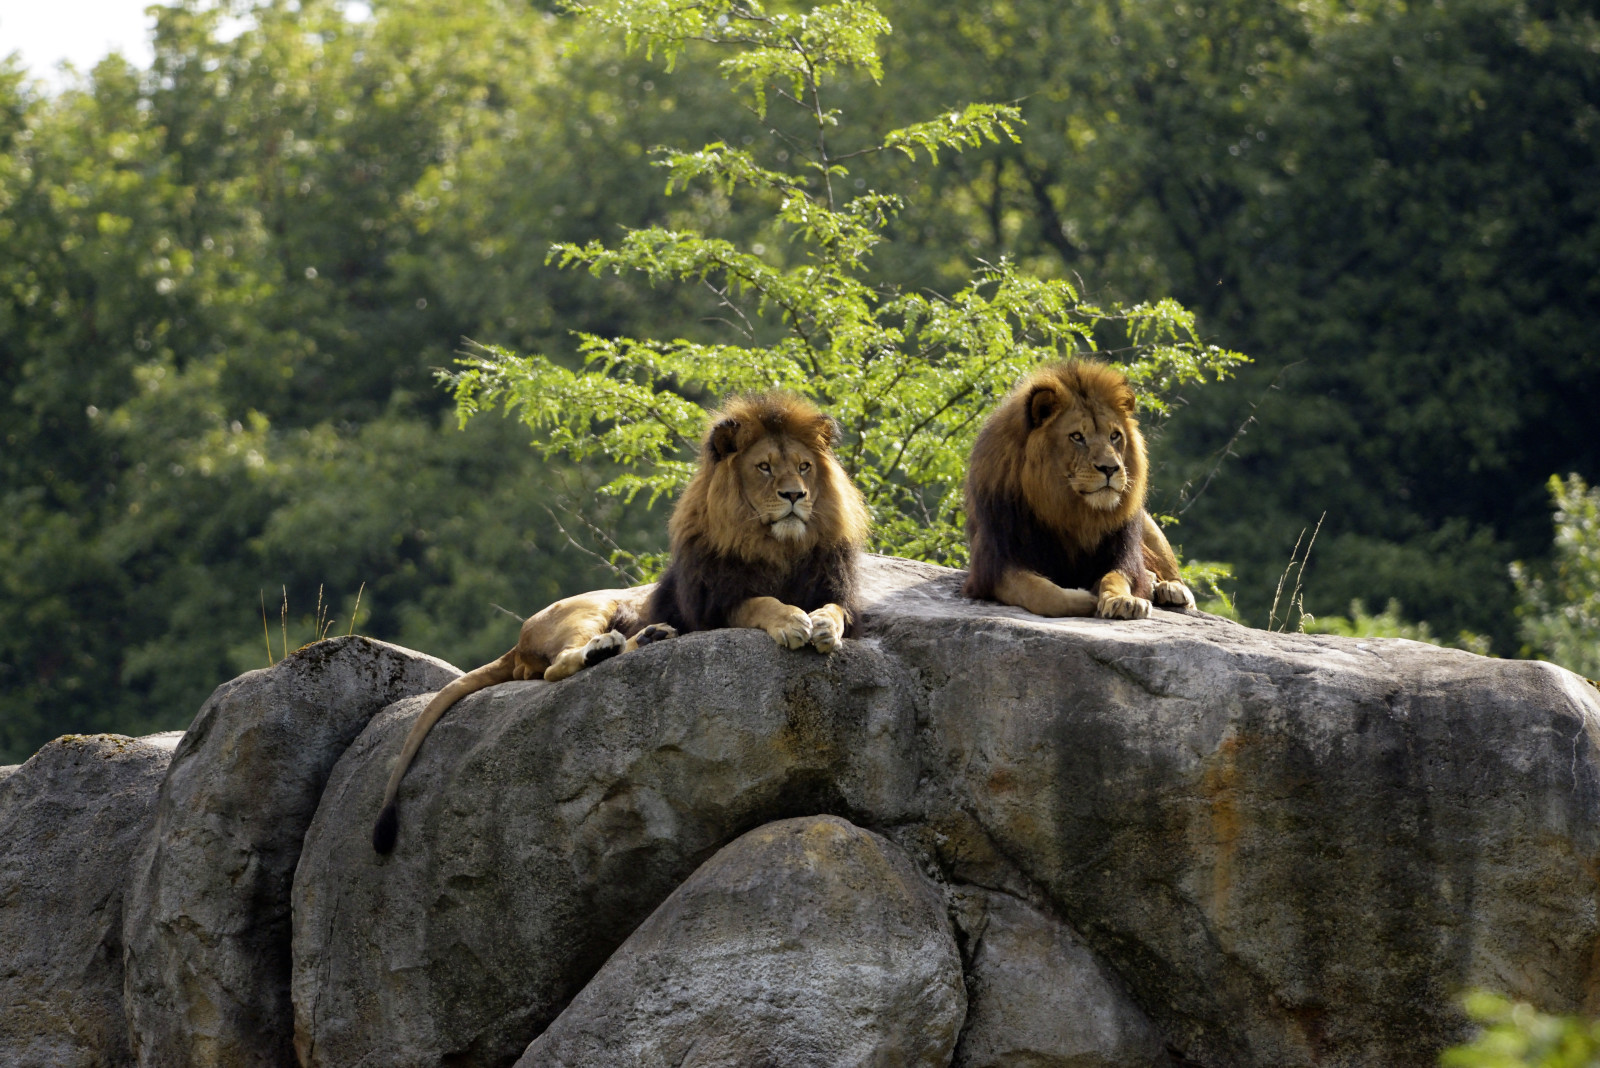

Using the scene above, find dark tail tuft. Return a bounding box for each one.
[372,801,399,854]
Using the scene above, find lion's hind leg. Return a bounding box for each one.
[580,621,679,667]
[531,587,660,682]
[634,622,678,647]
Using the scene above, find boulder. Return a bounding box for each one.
[863,557,1600,1065]
[0,731,181,1068]
[122,636,458,1068]
[291,632,916,1068]
[950,887,1166,1068]
[9,553,1598,1068]
[291,555,1600,1067]
[516,815,966,1067]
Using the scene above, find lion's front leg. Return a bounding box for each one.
[1151,576,1196,609]
[1095,570,1152,620]
[807,603,847,653]
[994,567,1098,618]
[1141,514,1195,610]
[730,596,813,650]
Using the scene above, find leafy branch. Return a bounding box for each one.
[448,0,1248,573]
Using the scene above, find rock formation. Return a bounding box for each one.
[122,637,458,1068]
[0,731,180,1068]
[516,815,967,1067]
[5,554,1600,1067]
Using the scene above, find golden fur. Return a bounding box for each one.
[667,394,869,568]
[962,360,1195,620]
[373,392,868,854]
[642,392,868,643]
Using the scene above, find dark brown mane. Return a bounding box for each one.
[962,360,1153,601]
[645,392,869,634]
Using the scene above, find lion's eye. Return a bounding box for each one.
[1069,432,1086,445]
[757,461,772,474]
[1110,431,1122,444]
[798,462,811,473]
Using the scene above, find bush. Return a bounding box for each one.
[1512,475,1600,678]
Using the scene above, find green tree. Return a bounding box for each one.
[858,0,1600,650]
[0,0,667,761]
[1512,475,1600,678]
[451,0,1245,571]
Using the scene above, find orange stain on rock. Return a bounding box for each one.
[1199,733,1248,928]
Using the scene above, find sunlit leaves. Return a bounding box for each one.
[453,0,1245,571]
[883,103,1022,163]
[1440,990,1600,1068]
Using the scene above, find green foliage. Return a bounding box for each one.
[1440,992,1600,1068]
[1512,475,1600,678]
[872,0,1600,651]
[1305,600,1492,656]
[3,0,1592,761]
[0,0,665,761]
[1179,559,1240,621]
[452,0,1246,572]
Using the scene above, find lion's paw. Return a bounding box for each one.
[581,629,627,667]
[544,647,587,681]
[635,622,678,647]
[1097,593,1152,620]
[1153,580,1196,609]
[808,610,842,654]
[767,607,814,650]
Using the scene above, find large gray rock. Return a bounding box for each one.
[950,887,1165,1068]
[516,815,966,1067]
[11,553,1593,1068]
[289,554,1600,1068]
[122,636,458,1068]
[291,633,916,1068]
[863,557,1600,1066]
[0,731,180,1068]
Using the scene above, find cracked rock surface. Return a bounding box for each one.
[122,636,458,1068]
[516,816,967,1068]
[0,731,180,1068]
[289,554,1600,1068]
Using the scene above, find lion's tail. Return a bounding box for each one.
[371,649,517,855]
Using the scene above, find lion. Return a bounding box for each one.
[372,391,869,854]
[961,360,1196,620]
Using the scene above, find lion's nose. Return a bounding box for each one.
[1095,463,1121,478]
[779,489,807,503]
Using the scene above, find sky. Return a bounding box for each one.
[0,0,158,89]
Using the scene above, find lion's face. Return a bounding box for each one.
[1027,387,1134,512]
[671,393,870,565]
[979,363,1147,538]
[731,433,822,542]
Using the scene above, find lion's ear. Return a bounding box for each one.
[1026,385,1059,429]
[1112,384,1137,415]
[708,419,742,462]
[821,415,843,450]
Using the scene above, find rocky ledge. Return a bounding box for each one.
[3,555,1598,1068]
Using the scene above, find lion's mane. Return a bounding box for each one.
[644,392,870,633]
[962,360,1153,601]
